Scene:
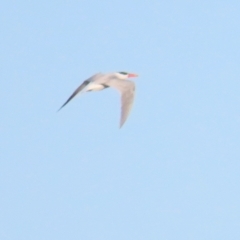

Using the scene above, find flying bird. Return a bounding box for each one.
[58,71,138,128]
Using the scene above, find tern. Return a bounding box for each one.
[58,71,138,128]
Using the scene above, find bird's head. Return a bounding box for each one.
[116,71,138,80]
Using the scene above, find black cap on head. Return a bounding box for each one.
[118,72,128,75]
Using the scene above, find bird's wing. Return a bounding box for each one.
[107,80,135,128]
[58,73,102,111]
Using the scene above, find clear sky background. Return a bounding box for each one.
[1,1,240,239]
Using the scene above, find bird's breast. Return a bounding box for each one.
[86,83,107,91]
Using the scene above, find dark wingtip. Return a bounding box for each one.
[57,107,63,113]
[57,101,68,112]
[57,80,90,113]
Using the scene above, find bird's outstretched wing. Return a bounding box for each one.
[120,82,135,128]
[57,80,90,111]
[107,79,135,128]
[58,73,102,111]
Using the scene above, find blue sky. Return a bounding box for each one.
[1,1,240,239]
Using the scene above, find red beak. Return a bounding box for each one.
[128,73,138,78]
